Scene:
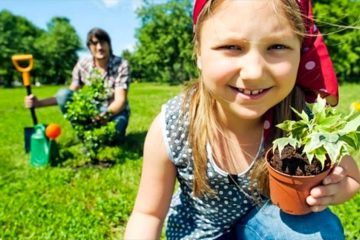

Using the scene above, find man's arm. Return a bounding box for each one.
[107,87,127,114]
[24,82,80,108]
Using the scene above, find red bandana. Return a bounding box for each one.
[192,0,339,105]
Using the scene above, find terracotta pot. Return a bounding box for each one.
[265,149,332,215]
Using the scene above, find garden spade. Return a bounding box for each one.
[11,54,38,152]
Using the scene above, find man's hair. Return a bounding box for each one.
[86,27,113,55]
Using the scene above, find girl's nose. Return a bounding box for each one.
[238,51,265,81]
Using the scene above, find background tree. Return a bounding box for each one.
[0,11,81,87]
[126,0,197,84]
[313,0,360,83]
[34,17,82,85]
[0,10,42,87]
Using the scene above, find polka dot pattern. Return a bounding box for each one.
[305,61,316,70]
[163,95,262,239]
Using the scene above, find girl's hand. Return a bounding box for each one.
[306,165,347,212]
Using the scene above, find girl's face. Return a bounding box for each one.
[197,0,301,122]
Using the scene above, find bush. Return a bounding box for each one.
[64,70,117,161]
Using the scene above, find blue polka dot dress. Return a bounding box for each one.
[161,95,266,239]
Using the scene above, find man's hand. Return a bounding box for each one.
[24,94,39,108]
[92,111,111,125]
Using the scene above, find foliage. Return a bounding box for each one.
[313,0,360,82]
[0,10,42,86]
[0,83,358,238]
[64,70,116,160]
[273,96,360,169]
[34,17,82,85]
[0,10,81,87]
[125,0,197,84]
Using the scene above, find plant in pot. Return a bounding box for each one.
[266,96,360,215]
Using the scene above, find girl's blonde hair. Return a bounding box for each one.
[186,0,307,196]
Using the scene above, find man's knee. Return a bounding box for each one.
[56,88,74,114]
[113,113,130,142]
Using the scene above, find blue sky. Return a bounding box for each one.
[1,0,165,57]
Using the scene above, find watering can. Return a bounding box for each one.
[11,54,38,152]
[30,124,60,167]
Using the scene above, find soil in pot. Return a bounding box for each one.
[266,145,332,215]
[268,145,331,176]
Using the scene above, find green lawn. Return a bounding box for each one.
[0,82,359,239]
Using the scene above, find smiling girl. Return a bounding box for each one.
[125,0,359,239]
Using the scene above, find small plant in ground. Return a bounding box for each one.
[272,96,360,172]
[64,69,117,161]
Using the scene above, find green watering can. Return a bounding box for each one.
[30,124,60,167]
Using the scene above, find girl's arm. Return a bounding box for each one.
[307,155,360,212]
[124,113,177,239]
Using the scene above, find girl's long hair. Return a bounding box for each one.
[187,0,307,197]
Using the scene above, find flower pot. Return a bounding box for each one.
[265,149,332,215]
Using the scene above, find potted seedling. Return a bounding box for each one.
[266,96,360,215]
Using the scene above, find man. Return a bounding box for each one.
[25,27,130,140]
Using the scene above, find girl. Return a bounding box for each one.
[125,0,360,239]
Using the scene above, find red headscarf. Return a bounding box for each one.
[192,0,339,106]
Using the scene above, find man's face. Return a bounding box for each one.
[89,36,110,61]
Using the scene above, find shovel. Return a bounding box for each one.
[11,54,38,152]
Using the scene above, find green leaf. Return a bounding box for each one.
[273,137,299,156]
[291,107,309,122]
[340,114,360,135]
[322,133,339,143]
[323,142,343,163]
[314,152,327,169]
[312,96,327,114]
[304,133,323,152]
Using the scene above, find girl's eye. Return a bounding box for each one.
[268,44,289,50]
[220,45,242,51]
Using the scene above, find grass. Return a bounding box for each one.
[0,82,359,239]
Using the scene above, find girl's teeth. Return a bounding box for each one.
[244,89,251,95]
[238,88,263,95]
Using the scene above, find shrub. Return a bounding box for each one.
[64,69,116,161]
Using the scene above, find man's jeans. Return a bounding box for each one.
[56,88,130,141]
[219,200,344,240]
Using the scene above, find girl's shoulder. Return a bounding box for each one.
[162,93,191,165]
[163,93,189,129]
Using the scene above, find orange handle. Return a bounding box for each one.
[12,54,33,72]
[22,72,30,86]
[11,54,33,86]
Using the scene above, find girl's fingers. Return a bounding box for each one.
[306,195,333,208]
[310,183,339,198]
[322,166,346,185]
[309,204,327,213]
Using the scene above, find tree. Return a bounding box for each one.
[0,10,42,86]
[126,0,197,84]
[313,0,360,82]
[0,11,82,87]
[34,17,82,84]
